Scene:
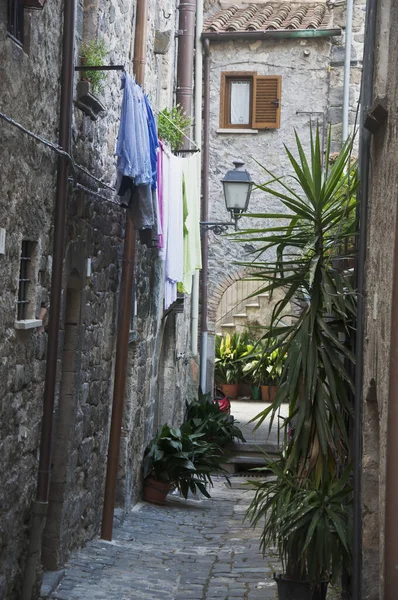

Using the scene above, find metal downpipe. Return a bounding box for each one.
[342,0,354,142]
[352,0,377,596]
[190,0,203,355]
[101,0,148,541]
[21,0,76,597]
[199,39,210,393]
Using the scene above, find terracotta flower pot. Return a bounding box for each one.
[143,476,171,505]
[261,385,278,402]
[221,383,239,399]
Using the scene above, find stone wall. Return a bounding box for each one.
[206,35,334,329]
[0,0,198,595]
[0,2,63,596]
[361,0,398,597]
[204,2,364,391]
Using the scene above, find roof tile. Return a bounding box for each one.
[204,2,332,33]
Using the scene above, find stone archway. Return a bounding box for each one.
[208,267,251,332]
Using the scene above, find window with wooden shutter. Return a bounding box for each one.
[220,72,281,131]
[252,75,281,129]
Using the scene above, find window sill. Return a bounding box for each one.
[15,319,43,330]
[216,128,258,134]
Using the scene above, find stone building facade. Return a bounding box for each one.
[0,0,197,597]
[203,0,365,345]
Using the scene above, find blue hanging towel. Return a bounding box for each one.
[116,72,151,186]
[144,94,159,189]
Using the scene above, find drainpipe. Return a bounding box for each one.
[200,38,210,392]
[342,0,354,142]
[101,0,148,541]
[190,0,203,355]
[352,0,377,596]
[176,0,195,131]
[21,0,76,598]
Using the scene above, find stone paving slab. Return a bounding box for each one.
[44,477,341,600]
[44,479,280,600]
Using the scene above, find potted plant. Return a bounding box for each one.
[76,39,108,120]
[184,391,245,448]
[214,333,240,399]
[142,423,225,504]
[158,105,191,153]
[234,128,357,598]
[246,457,352,600]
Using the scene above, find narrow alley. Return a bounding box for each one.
[41,478,280,600]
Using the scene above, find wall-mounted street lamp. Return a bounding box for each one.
[200,160,253,234]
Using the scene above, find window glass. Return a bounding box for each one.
[230,80,250,125]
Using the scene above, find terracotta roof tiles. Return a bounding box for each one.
[204,3,332,33]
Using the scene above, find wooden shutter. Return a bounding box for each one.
[252,76,281,129]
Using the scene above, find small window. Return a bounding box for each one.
[8,0,24,46]
[220,72,281,130]
[16,240,35,320]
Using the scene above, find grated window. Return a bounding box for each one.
[17,241,32,320]
[7,0,24,46]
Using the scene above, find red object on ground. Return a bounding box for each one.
[213,388,231,415]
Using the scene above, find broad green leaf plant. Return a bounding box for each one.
[234,128,358,484]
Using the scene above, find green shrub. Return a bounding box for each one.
[158,105,191,153]
[80,40,108,95]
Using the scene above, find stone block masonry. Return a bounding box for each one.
[0,0,198,594]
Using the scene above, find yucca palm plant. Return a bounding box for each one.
[234,128,358,483]
[246,456,353,589]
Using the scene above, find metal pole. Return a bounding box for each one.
[191,0,203,355]
[342,0,354,142]
[199,39,210,393]
[21,0,76,597]
[101,0,148,541]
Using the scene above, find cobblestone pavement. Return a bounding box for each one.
[44,478,281,600]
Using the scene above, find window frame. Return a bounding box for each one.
[220,71,254,130]
[7,0,25,47]
[219,71,281,131]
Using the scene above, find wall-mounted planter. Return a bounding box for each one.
[23,0,47,8]
[75,81,106,121]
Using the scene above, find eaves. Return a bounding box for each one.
[201,28,341,41]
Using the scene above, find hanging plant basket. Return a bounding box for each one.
[75,81,106,121]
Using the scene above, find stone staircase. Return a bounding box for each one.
[223,440,280,474]
[216,292,271,336]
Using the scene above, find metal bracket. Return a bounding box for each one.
[200,218,239,234]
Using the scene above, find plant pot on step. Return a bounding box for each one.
[221,383,239,399]
[143,476,171,505]
[238,382,251,397]
[261,385,277,401]
[251,385,261,401]
[274,574,328,600]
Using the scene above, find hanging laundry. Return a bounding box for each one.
[116,73,161,247]
[144,94,159,189]
[180,153,202,294]
[116,72,151,185]
[163,151,184,309]
[156,142,165,249]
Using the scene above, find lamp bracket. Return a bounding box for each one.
[200,216,240,234]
